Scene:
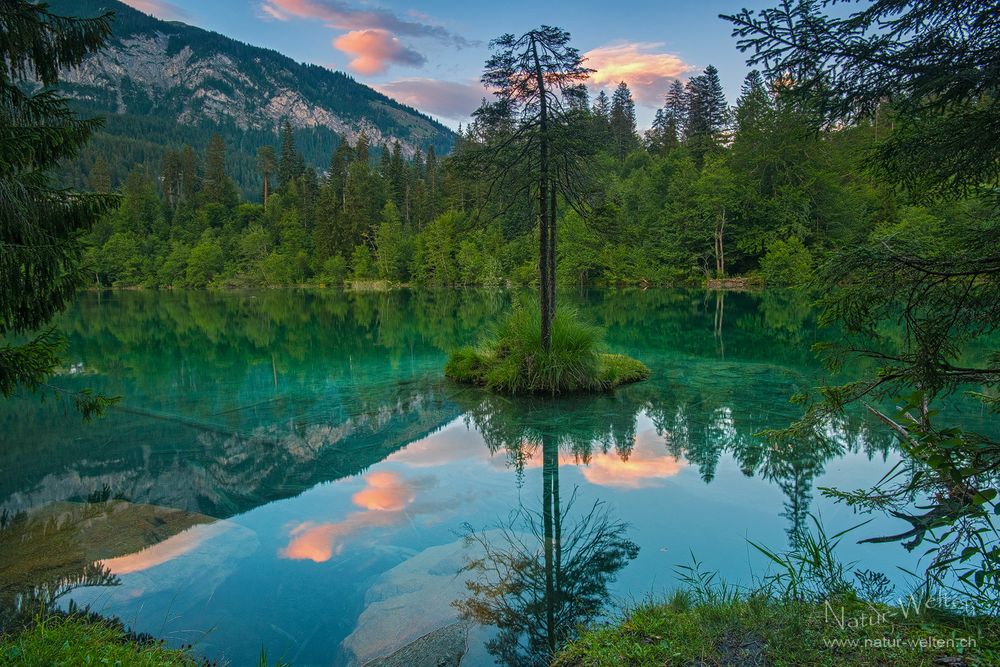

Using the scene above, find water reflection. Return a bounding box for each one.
[280,471,433,562]
[3,288,990,664]
[0,497,217,628]
[455,405,640,665]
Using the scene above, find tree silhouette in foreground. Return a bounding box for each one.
[0,1,118,411]
[724,0,1000,606]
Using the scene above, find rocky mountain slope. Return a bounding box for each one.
[45,0,454,194]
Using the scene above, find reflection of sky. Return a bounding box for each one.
[67,410,918,666]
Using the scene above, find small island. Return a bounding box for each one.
[446,307,649,395]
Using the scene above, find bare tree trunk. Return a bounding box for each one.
[719,208,726,277]
[548,183,557,321]
[532,36,552,351]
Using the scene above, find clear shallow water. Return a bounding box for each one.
[1,289,995,665]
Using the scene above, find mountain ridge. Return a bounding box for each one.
[45,0,455,195]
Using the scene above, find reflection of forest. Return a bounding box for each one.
[452,387,891,665]
[0,498,217,629]
[456,383,893,544]
[0,288,936,638]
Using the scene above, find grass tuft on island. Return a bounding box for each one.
[445,307,649,395]
[553,592,1000,667]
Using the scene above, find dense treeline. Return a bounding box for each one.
[83,65,963,289]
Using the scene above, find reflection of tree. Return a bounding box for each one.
[0,506,120,631]
[457,389,646,471]
[730,435,845,542]
[455,431,638,666]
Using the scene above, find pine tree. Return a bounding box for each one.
[592,90,612,150]
[161,149,181,207]
[203,133,237,207]
[664,79,688,142]
[734,70,770,136]
[475,26,592,349]
[685,65,730,165]
[90,154,112,193]
[1,1,118,408]
[644,108,677,155]
[389,141,405,210]
[277,121,300,191]
[179,144,200,202]
[610,82,638,161]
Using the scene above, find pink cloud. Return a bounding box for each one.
[259,0,471,46]
[374,78,487,120]
[120,0,189,21]
[584,42,693,106]
[334,29,426,75]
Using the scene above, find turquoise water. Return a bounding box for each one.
[1,289,994,665]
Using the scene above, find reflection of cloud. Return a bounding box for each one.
[334,30,426,75]
[509,429,686,489]
[352,471,416,510]
[374,79,487,120]
[389,419,485,467]
[120,0,189,21]
[584,42,693,106]
[100,522,232,575]
[574,448,683,489]
[281,471,435,562]
[282,521,353,562]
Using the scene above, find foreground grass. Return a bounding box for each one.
[445,307,649,395]
[554,592,999,667]
[0,614,200,666]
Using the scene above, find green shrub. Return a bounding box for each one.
[350,244,376,279]
[445,307,649,395]
[321,254,348,285]
[760,236,813,286]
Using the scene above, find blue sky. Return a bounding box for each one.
[123,0,777,128]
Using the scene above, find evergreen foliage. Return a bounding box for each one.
[725,0,1000,604]
[0,0,118,409]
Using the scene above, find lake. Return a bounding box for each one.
[2,289,994,665]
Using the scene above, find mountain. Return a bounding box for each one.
[44,0,455,198]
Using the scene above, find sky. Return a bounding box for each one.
[120,0,778,130]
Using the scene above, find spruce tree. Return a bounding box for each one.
[203,133,237,207]
[685,65,730,164]
[474,26,592,349]
[277,120,299,191]
[609,81,638,161]
[664,79,688,141]
[1,1,118,408]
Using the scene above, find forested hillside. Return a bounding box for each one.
[44,0,455,198]
[87,63,973,290]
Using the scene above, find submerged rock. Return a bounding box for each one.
[363,623,468,667]
[343,533,508,666]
